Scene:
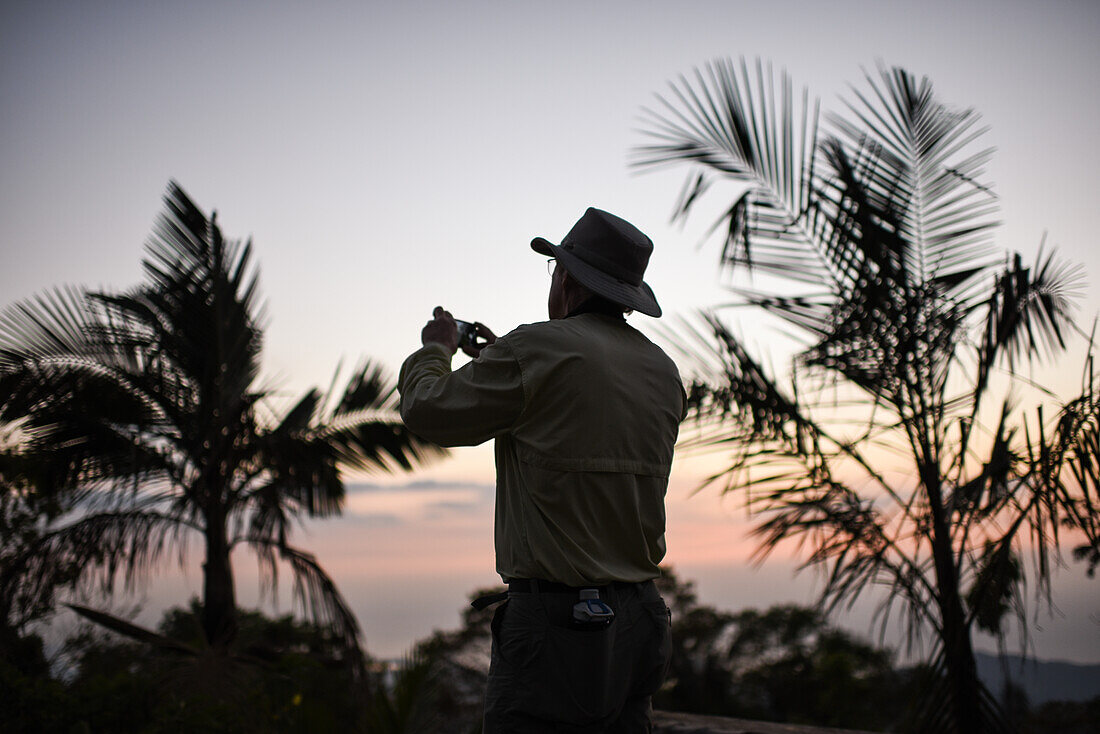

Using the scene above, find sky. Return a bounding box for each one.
[3,0,1099,662]
[115,476,1098,663]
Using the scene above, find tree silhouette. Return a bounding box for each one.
[654,568,905,728]
[0,182,443,666]
[636,59,1100,732]
[0,432,81,650]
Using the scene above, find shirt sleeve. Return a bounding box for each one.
[397,339,525,447]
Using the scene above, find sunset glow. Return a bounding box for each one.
[4,0,1098,672]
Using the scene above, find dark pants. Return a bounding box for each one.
[482,580,672,733]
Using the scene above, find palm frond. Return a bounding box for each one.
[828,64,1000,296]
[66,603,200,656]
[241,362,447,533]
[963,542,1023,636]
[663,312,910,510]
[0,286,101,364]
[634,57,827,285]
[1036,345,1100,575]
[0,291,178,494]
[733,290,832,338]
[5,509,195,610]
[675,311,807,446]
[309,360,447,475]
[245,535,366,681]
[141,180,265,399]
[974,246,1084,396]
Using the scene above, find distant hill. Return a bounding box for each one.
[976,652,1100,705]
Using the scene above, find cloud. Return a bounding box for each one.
[424,499,492,518]
[338,512,405,528]
[346,479,494,494]
[343,484,493,523]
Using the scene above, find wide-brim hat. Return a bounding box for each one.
[531,207,662,318]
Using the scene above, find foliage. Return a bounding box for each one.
[0,451,79,634]
[0,182,444,665]
[0,603,370,734]
[364,651,445,734]
[636,58,1099,732]
[1,604,467,734]
[654,567,906,729]
[410,585,507,734]
[1019,697,1100,734]
[0,630,72,734]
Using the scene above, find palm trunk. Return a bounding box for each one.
[202,508,237,650]
[925,468,983,732]
[938,574,982,732]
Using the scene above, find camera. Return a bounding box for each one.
[454,319,481,351]
[572,589,615,630]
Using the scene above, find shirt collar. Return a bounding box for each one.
[566,297,627,321]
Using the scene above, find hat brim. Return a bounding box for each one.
[531,237,662,318]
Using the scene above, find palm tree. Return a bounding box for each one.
[635,59,1099,732]
[0,181,443,663]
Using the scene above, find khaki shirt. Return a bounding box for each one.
[398,311,685,586]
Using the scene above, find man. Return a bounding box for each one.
[398,208,685,732]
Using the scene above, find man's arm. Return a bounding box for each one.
[398,314,524,447]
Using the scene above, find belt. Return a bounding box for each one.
[470,578,649,611]
[507,578,638,594]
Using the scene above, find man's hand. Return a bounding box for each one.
[461,321,497,359]
[422,306,458,355]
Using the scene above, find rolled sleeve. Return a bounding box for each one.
[398,339,525,447]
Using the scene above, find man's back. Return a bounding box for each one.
[504,311,682,470]
[492,311,684,586]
